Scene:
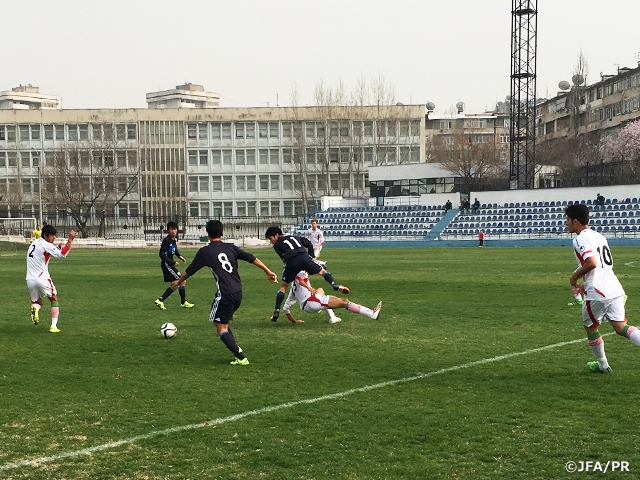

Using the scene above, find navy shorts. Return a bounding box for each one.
[209,291,243,324]
[282,254,322,283]
[161,261,181,282]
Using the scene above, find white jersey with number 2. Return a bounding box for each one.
[572,228,625,301]
[26,238,70,281]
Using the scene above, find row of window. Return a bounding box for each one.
[187,120,422,140]
[370,177,462,197]
[188,173,368,193]
[187,146,420,167]
[5,202,140,219]
[0,176,138,196]
[0,150,138,169]
[0,124,137,142]
[189,200,305,218]
[437,119,510,130]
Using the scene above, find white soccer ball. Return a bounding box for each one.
[161,322,177,339]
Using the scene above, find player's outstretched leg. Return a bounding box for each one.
[272,290,285,321]
[220,328,249,365]
[321,270,349,294]
[49,302,60,333]
[586,332,610,372]
[326,308,341,324]
[178,285,194,308]
[346,301,382,319]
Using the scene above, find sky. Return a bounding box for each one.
[2,0,640,116]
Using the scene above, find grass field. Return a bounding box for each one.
[1,241,639,479]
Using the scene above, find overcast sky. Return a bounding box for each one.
[2,0,639,116]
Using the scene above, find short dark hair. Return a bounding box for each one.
[265,226,282,239]
[206,220,223,239]
[565,204,589,225]
[167,221,179,230]
[42,225,57,237]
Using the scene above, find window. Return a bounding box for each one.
[339,121,349,137]
[364,121,373,136]
[199,176,209,192]
[223,150,232,166]
[92,124,102,141]
[246,150,255,165]
[270,175,279,191]
[399,121,410,136]
[236,150,246,166]
[68,125,78,141]
[247,175,256,190]
[236,176,245,191]
[21,152,30,168]
[197,123,207,139]
[117,151,126,168]
[189,176,198,192]
[0,152,5,167]
[127,124,137,140]
[387,121,397,136]
[305,122,315,137]
[236,123,254,139]
[222,123,231,139]
[212,176,222,191]
[187,123,197,139]
[270,149,279,165]
[237,203,247,216]
[199,150,208,165]
[223,176,232,191]
[19,125,29,141]
[306,148,316,164]
[258,122,277,138]
[104,124,113,141]
[8,152,17,167]
[30,125,40,140]
[499,134,509,143]
[269,122,278,138]
[410,120,421,136]
[6,125,16,141]
[116,124,126,141]
[259,149,268,165]
[79,124,88,140]
[282,149,292,164]
[282,122,292,138]
[188,151,198,166]
[54,124,64,141]
[283,175,293,190]
[270,201,280,216]
[260,175,269,190]
[0,125,4,141]
[211,123,221,139]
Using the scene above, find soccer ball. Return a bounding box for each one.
[161,322,177,339]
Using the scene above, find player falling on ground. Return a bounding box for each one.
[282,270,342,324]
[26,225,77,333]
[171,220,277,365]
[565,204,640,374]
[265,226,349,322]
[154,221,194,310]
[284,270,381,323]
[306,218,326,267]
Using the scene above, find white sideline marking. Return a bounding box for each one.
[624,261,637,268]
[0,334,611,473]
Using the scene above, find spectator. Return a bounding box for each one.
[472,198,481,214]
[596,193,605,207]
[478,229,485,247]
[444,200,453,212]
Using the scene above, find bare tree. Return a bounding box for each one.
[42,138,139,237]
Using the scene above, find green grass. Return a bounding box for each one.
[1,244,639,479]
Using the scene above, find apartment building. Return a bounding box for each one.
[0,105,425,226]
[536,64,640,143]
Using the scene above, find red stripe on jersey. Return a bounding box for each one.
[595,288,606,298]
[44,252,51,265]
[586,300,600,326]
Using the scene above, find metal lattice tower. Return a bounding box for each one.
[509,0,537,189]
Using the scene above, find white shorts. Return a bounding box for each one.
[582,296,626,327]
[302,293,330,313]
[26,277,57,302]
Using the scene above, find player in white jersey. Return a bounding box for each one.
[283,270,342,324]
[307,219,325,266]
[566,204,640,373]
[281,270,382,323]
[26,225,77,333]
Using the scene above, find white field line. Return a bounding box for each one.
[0,334,610,473]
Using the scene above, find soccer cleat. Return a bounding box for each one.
[230,358,249,366]
[624,294,628,305]
[372,301,382,320]
[329,317,342,324]
[154,299,166,310]
[333,284,350,294]
[587,360,611,374]
[270,310,280,322]
[316,260,327,268]
[181,301,194,308]
[49,327,60,333]
[567,300,584,306]
[30,306,39,325]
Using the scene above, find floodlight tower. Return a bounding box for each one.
[509,0,537,189]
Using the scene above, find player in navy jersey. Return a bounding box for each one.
[171,220,277,365]
[154,221,193,310]
[566,204,640,374]
[264,226,349,322]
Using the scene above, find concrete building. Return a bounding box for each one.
[536,64,640,143]
[0,85,59,110]
[146,83,221,109]
[0,105,425,234]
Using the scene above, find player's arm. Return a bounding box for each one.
[300,237,315,257]
[253,257,277,283]
[158,238,174,264]
[174,243,186,263]
[570,256,597,286]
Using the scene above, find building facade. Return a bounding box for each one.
[0,85,59,110]
[536,64,640,143]
[0,105,426,232]
[146,83,221,109]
